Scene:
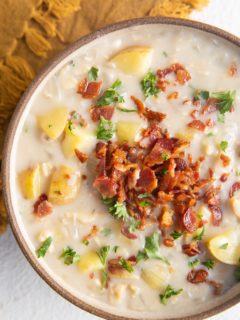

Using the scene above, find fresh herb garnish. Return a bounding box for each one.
[88,66,99,81]
[101,270,108,288]
[139,200,150,207]
[217,113,225,123]
[202,259,215,270]
[96,116,115,141]
[138,193,150,199]
[220,140,228,152]
[67,119,75,134]
[193,90,210,101]
[60,246,80,265]
[119,258,134,273]
[170,230,183,240]
[116,106,137,113]
[96,79,124,106]
[160,168,168,176]
[161,152,170,161]
[219,243,228,249]
[141,70,159,98]
[36,236,53,258]
[234,265,240,281]
[82,239,89,246]
[101,228,112,237]
[212,90,236,114]
[188,259,200,268]
[109,201,129,221]
[127,217,140,233]
[193,226,205,241]
[97,246,110,265]
[113,245,119,253]
[159,285,183,305]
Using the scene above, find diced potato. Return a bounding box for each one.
[18,165,41,199]
[116,121,141,144]
[48,165,80,205]
[38,107,68,140]
[175,130,195,142]
[77,251,102,273]
[141,262,170,290]
[202,139,216,156]
[61,125,95,158]
[110,46,153,75]
[208,229,240,265]
[230,195,240,219]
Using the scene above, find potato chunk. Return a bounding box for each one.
[141,262,170,290]
[38,107,68,140]
[110,46,153,75]
[230,195,240,219]
[19,165,41,199]
[116,121,141,144]
[208,229,240,265]
[48,165,80,205]
[61,125,95,158]
[78,251,102,273]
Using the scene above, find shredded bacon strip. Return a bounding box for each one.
[33,194,53,217]
[77,79,102,99]
[187,269,208,284]
[131,96,166,122]
[82,225,99,243]
[74,149,88,163]
[220,154,231,167]
[229,182,240,198]
[182,242,200,257]
[90,105,114,122]
[204,186,222,226]
[188,120,206,131]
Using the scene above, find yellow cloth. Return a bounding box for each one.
[0,0,208,234]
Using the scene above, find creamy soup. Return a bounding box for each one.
[11,24,240,318]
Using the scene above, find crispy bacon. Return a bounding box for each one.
[136,167,158,192]
[229,182,240,198]
[220,154,231,167]
[158,206,173,229]
[175,158,187,171]
[157,63,191,86]
[187,269,208,284]
[167,91,179,100]
[188,120,206,131]
[163,238,174,247]
[201,98,218,115]
[220,173,230,183]
[207,280,222,295]
[131,95,145,115]
[204,186,222,226]
[74,149,88,163]
[82,225,99,243]
[90,105,114,122]
[131,96,166,122]
[77,79,102,99]
[108,257,136,275]
[228,61,238,77]
[93,176,117,198]
[33,194,53,217]
[96,142,106,159]
[182,242,200,257]
[144,138,174,166]
[182,208,198,233]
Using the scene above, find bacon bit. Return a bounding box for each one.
[207,280,222,295]
[108,257,136,275]
[121,224,137,240]
[158,206,173,229]
[183,99,192,106]
[95,142,106,159]
[190,109,198,119]
[82,225,99,243]
[205,118,215,128]
[182,208,198,233]
[90,105,114,122]
[136,167,158,192]
[228,61,238,77]
[175,158,187,171]
[208,168,214,179]
[33,194,53,217]
[220,173,230,183]
[77,79,102,99]
[89,272,95,279]
[163,238,174,247]
[220,154,231,167]
[176,68,191,84]
[182,242,200,257]
[188,120,206,131]
[144,108,166,122]
[93,176,117,198]
[145,138,174,166]
[187,269,208,284]
[157,63,191,86]
[74,149,88,163]
[82,174,87,180]
[157,191,173,204]
[131,95,145,115]
[204,186,222,226]
[167,91,179,100]
[229,182,240,198]
[201,98,218,115]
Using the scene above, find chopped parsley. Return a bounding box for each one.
[159,285,183,305]
[219,243,228,249]
[217,113,225,123]
[202,259,215,270]
[101,270,108,288]
[188,259,200,268]
[212,90,236,114]
[161,152,170,161]
[82,239,89,246]
[67,119,75,134]
[108,201,129,221]
[127,217,140,233]
[96,116,115,141]
[88,66,99,81]
[193,226,205,241]
[116,106,137,112]
[141,70,159,98]
[138,193,150,199]
[96,79,124,106]
[160,168,168,176]
[60,246,80,265]
[113,245,119,253]
[193,90,210,101]
[36,236,52,258]
[119,258,134,273]
[97,245,110,265]
[234,265,240,281]
[220,140,228,152]
[139,200,150,207]
[170,230,183,240]
[101,228,112,237]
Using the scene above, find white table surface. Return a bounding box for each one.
[1,0,240,319]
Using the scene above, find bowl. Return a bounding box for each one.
[2,16,240,320]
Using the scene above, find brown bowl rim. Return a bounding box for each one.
[2,16,240,320]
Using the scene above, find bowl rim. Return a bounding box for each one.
[2,16,240,320]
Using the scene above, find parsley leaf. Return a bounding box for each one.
[212,90,236,114]
[160,285,183,305]
[138,193,150,199]
[60,246,80,265]
[219,243,228,249]
[217,113,225,123]
[101,228,112,237]
[170,230,183,240]
[82,239,89,246]
[141,70,159,98]
[193,226,205,241]
[161,152,170,161]
[116,106,137,113]
[139,200,150,207]
[202,259,215,270]
[220,140,228,152]
[127,217,140,233]
[97,246,110,265]
[101,270,108,288]
[119,258,134,273]
[113,245,119,253]
[193,90,210,101]
[96,79,124,106]
[109,201,129,221]
[88,66,98,81]
[36,236,52,258]
[188,259,200,268]
[234,265,240,281]
[96,116,115,141]
[67,120,75,135]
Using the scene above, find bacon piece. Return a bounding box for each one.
[207,280,222,295]
[121,224,137,240]
[144,108,166,122]
[182,242,200,257]
[158,206,173,229]
[90,105,114,122]
[201,98,218,115]
[188,120,206,131]
[136,167,158,192]
[190,109,198,119]
[144,138,174,166]
[93,176,117,198]
[108,257,136,275]
[204,186,222,226]
[220,154,231,167]
[205,118,215,128]
[176,68,191,85]
[167,91,179,100]
[96,142,106,159]
[77,79,102,99]
[82,225,99,243]
[229,182,240,198]
[163,238,174,247]
[131,95,145,115]
[33,194,53,217]
[157,63,191,86]
[139,124,163,148]
[182,208,198,233]
[157,191,173,204]
[220,173,230,183]
[187,269,208,284]
[175,158,187,171]
[228,61,238,77]
[74,149,88,163]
